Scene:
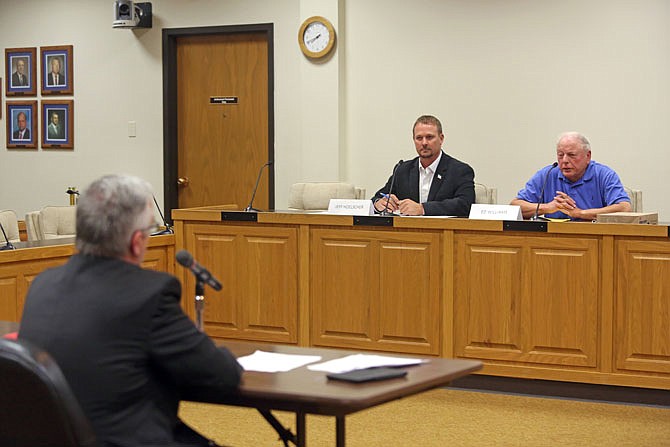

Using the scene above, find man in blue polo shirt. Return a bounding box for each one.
[511,132,631,221]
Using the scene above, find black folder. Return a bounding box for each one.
[326,367,408,383]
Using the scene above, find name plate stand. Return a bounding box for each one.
[469,204,522,221]
[327,199,374,216]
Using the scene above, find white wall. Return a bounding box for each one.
[344,0,670,218]
[1,0,668,219]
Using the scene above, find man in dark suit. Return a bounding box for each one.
[46,57,64,86]
[19,174,242,447]
[11,59,28,87]
[47,111,64,139]
[12,112,30,140]
[372,115,475,216]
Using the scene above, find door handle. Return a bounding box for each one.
[177,177,190,187]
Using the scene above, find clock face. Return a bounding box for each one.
[298,16,336,59]
[303,21,331,53]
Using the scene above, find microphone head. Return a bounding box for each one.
[176,250,193,268]
[551,162,559,167]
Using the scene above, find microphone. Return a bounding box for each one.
[530,162,559,221]
[151,196,173,235]
[176,250,222,291]
[0,222,16,251]
[244,161,273,212]
[381,159,403,216]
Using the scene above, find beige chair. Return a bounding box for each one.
[39,206,76,240]
[288,182,367,210]
[474,183,498,205]
[623,186,643,212]
[25,211,43,241]
[0,210,21,243]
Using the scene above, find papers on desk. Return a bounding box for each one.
[237,350,321,372]
[307,354,427,374]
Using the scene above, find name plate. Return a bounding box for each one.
[469,204,522,221]
[328,199,374,216]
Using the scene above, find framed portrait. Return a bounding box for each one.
[6,101,38,149]
[5,47,37,96]
[42,100,74,149]
[41,45,73,95]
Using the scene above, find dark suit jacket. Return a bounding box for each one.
[47,72,63,86]
[12,128,30,140]
[12,71,28,87]
[373,152,475,216]
[19,254,243,447]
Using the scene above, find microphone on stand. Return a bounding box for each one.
[244,161,273,212]
[530,162,559,221]
[151,196,173,235]
[0,222,16,251]
[176,250,222,291]
[380,159,403,216]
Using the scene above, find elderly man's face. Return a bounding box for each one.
[556,136,591,182]
[52,114,60,125]
[51,58,61,74]
[16,60,25,74]
[17,113,27,131]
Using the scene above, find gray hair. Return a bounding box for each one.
[76,174,154,257]
[557,132,591,153]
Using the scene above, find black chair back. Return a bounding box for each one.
[0,338,98,447]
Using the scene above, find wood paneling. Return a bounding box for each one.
[173,208,670,389]
[455,234,599,368]
[310,228,441,354]
[182,223,298,343]
[615,240,670,375]
[0,235,175,322]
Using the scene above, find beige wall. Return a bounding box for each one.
[1,0,668,219]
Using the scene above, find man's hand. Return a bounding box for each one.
[374,194,399,213]
[554,191,583,219]
[398,199,424,216]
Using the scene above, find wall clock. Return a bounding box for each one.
[298,16,336,59]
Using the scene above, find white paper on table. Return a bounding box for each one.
[237,350,322,373]
[307,354,427,374]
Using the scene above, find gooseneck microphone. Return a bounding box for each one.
[530,162,559,221]
[244,161,273,212]
[381,159,403,216]
[0,222,15,251]
[176,250,222,291]
[151,196,173,235]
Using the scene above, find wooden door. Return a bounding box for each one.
[163,25,274,217]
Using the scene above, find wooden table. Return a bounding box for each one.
[197,340,483,447]
[0,322,480,447]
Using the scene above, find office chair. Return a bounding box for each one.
[0,209,21,243]
[0,338,98,447]
[623,186,643,212]
[288,182,366,210]
[39,205,77,239]
[474,182,498,204]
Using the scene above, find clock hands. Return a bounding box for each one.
[306,33,321,44]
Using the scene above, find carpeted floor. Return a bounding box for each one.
[179,387,670,446]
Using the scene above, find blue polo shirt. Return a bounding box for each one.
[516,161,630,219]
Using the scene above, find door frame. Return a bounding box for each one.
[162,24,275,221]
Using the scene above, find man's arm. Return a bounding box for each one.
[422,162,475,216]
[149,277,242,392]
[510,197,561,219]
[554,191,631,221]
